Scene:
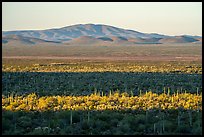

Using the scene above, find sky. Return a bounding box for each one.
[2,2,202,36]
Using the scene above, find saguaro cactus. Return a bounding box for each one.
[70,110,73,125]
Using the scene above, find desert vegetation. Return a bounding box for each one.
[2,45,202,135]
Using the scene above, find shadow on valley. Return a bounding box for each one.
[2,109,202,135]
[2,72,202,135]
[2,72,202,96]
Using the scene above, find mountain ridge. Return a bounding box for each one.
[2,24,202,45]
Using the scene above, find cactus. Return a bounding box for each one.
[25,98,28,105]
[163,87,166,94]
[188,110,192,127]
[162,113,165,133]
[145,109,149,131]
[70,110,73,125]
[171,96,174,103]
[109,90,112,96]
[87,111,90,124]
[12,113,17,130]
[177,111,181,132]
[139,90,142,96]
[125,83,127,92]
[153,123,156,134]
[196,110,200,128]
[176,90,179,97]
[94,88,97,96]
[71,83,74,88]
[10,92,14,103]
[97,91,100,96]
[130,90,134,97]
[167,87,170,96]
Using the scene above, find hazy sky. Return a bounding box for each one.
[2,2,202,36]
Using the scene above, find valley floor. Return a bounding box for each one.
[2,45,202,135]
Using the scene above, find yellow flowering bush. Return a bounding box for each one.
[2,91,202,112]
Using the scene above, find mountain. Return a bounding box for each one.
[158,36,199,43]
[2,35,61,45]
[66,36,104,45]
[2,24,201,45]
[2,24,169,42]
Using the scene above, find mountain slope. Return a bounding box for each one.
[2,24,169,42]
[2,35,61,45]
[66,36,104,45]
[2,24,201,45]
[159,36,199,43]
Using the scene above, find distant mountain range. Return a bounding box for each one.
[2,24,202,45]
